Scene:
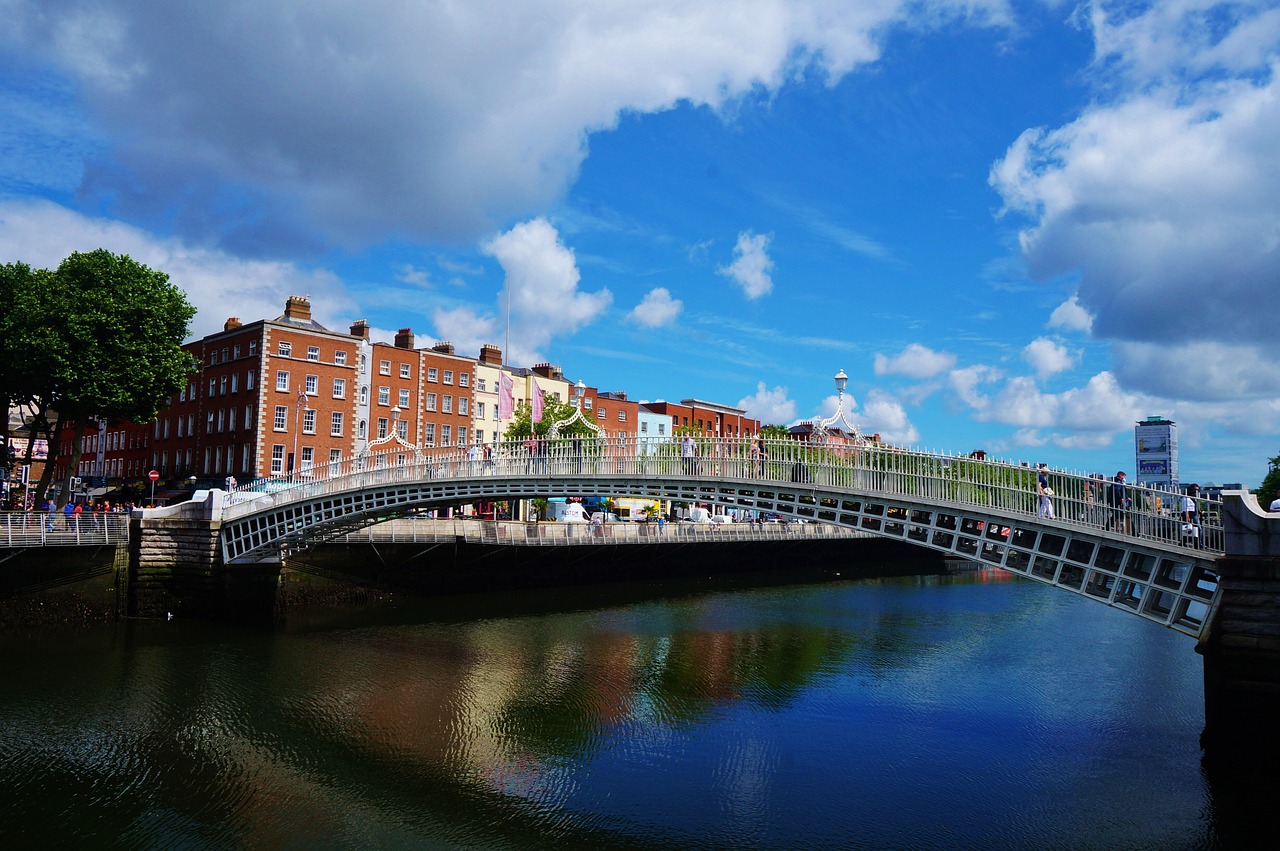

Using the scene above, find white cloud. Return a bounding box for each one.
[455,218,611,365]
[629,287,683,327]
[857,389,919,445]
[718,231,774,299]
[990,2,1280,403]
[738,381,796,426]
[1022,337,1076,380]
[874,343,957,379]
[1047,294,1093,333]
[0,197,354,340]
[2,1,1011,248]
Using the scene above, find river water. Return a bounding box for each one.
[1,565,1272,849]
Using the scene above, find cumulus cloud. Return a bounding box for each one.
[1022,337,1076,380]
[1112,340,1280,403]
[1,1,1010,250]
[434,218,612,365]
[718,231,774,299]
[738,381,797,426]
[874,343,957,379]
[857,390,919,445]
[990,2,1280,401]
[0,197,354,339]
[629,287,683,328]
[1047,294,1093,333]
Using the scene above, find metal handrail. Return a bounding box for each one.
[224,435,1224,555]
[0,512,132,548]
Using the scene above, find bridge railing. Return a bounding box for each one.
[226,436,1221,553]
[0,511,131,548]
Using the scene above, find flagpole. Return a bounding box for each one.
[504,282,510,366]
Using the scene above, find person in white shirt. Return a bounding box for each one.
[1269,494,1280,512]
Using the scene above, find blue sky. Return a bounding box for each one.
[2,1,1279,487]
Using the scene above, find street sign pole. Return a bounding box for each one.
[148,469,159,505]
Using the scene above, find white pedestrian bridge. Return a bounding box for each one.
[217,436,1222,639]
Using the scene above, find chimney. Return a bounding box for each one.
[224,317,242,331]
[432,341,455,355]
[394,328,415,349]
[349,319,370,340]
[479,344,503,365]
[532,362,563,380]
[284,295,312,322]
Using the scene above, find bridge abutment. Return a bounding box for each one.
[1199,492,1280,755]
[128,494,279,621]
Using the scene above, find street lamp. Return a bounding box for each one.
[292,387,309,477]
[816,368,861,443]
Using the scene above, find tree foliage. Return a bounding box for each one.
[1,249,197,504]
[1259,451,1280,509]
[502,397,597,439]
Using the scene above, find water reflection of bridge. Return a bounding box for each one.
[204,436,1222,639]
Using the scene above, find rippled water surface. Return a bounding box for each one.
[1,567,1270,848]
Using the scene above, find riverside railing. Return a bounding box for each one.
[227,435,1222,555]
[0,511,131,548]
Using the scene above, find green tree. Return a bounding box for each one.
[0,250,197,506]
[1259,451,1280,509]
[758,424,791,440]
[503,397,597,439]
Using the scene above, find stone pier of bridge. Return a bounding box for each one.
[1199,491,1280,756]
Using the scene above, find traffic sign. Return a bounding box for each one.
[148,470,160,482]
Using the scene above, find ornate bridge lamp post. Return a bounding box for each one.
[548,379,603,474]
[814,369,862,445]
[361,405,418,465]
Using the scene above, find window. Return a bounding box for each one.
[584,398,593,409]
[335,351,347,366]
[307,346,320,362]
[457,427,467,445]
[477,378,486,392]
[180,386,186,402]
[378,386,390,405]
[426,392,437,412]
[330,449,342,464]
[443,370,454,385]
[209,378,216,396]
[233,344,241,359]
[441,425,451,446]
[276,371,289,392]
[278,341,291,357]
[302,409,316,434]
[247,370,255,390]
[424,423,436,445]
[331,412,344,436]
[177,417,184,438]
[210,351,218,365]
[427,367,438,382]
[597,408,605,420]
[230,374,238,393]
[476,430,485,445]
[333,377,346,399]
[358,420,367,439]
[379,359,391,375]
[249,340,258,356]
[618,410,627,422]
[360,385,368,405]
[243,407,252,430]
[658,423,667,435]
[300,447,314,472]
[641,422,648,434]
[274,406,288,430]
[271,445,285,474]
[220,376,228,395]
[221,348,228,363]
[458,398,469,416]
[377,418,388,439]
[442,396,453,413]
[396,419,408,440]
[217,410,226,432]
[477,402,485,419]
[206,412,214,432]
[400,363,410,379]
[459,373,470,388]
[305,374,318,395]
[398,388,410,407]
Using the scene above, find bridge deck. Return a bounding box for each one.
[0,512,131,550]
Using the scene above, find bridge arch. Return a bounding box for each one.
[216,437,1220,638]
